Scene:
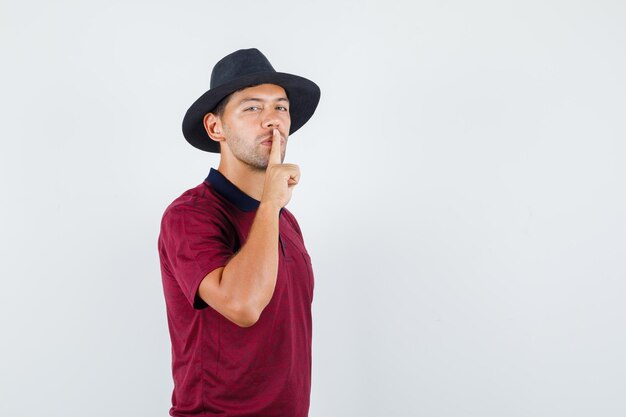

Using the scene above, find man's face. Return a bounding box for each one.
[219,83,291,170]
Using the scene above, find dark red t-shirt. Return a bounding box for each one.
[158,168,315,417]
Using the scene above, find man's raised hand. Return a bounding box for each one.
[261,128,300,209]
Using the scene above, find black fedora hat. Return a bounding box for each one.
[182,48,321,153]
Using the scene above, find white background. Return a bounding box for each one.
[1,1,625,416]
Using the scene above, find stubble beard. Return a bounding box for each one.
[224,125,286,171]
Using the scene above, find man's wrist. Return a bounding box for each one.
[258,201,282,215]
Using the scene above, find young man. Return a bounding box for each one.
[158,49,321,417]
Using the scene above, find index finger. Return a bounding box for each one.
[268,128,282,167]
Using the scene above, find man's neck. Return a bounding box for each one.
[216,161,266,202]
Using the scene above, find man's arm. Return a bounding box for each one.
[198,202,280,327]
[197,129,299,327]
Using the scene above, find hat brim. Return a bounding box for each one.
[182,72,321,153]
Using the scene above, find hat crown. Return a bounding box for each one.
[210,48,276,89]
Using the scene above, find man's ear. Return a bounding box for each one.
[203,113,224,143]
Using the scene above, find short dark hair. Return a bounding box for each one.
[211,94,231,118]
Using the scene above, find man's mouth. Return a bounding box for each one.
[260,136,285,146]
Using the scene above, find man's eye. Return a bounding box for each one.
[276,106,289,111]
[245,106,260,111]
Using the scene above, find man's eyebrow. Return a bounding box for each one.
[237,97,290,105]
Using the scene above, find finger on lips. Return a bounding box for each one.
[269,128,282,166]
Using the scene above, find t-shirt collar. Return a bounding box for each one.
[205,168,260,212]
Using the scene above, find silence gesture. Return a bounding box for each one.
[261,128,300,209]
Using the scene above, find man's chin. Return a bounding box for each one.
[245,160,269,171]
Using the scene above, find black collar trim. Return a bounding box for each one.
[205,168,260,212]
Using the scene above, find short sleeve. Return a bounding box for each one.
[159,203,237,309]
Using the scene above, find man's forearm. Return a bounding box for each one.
[219,202,281,321]
[216,128,299,325]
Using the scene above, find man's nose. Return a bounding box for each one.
[262,109,281,129]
